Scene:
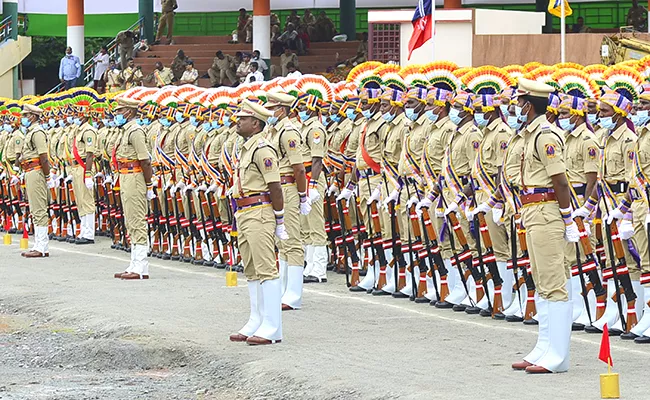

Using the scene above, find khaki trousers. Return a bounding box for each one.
[71,165,95,217]
[120,172,148,246]
[379,177,400,241]
[156,11,174,40]
[208,68,237,86]
[631,199,649,285]
[300,175,327,246]
[600,200,640,281]
[523,202,568,301]
[25,169,49,227]
[238,205,278,282]
[278,183,303,266]
[475,190,509,262]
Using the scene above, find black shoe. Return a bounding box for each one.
[66,236,75,243]
[125,247,131,253]
[572,322,585,331]
[161,253,171,260]
[215,263,227,269]
[452,304,467,312]
[327,263,335,271]
[366,288,374,294]
[609,328,623,336]
[392,291,409,299]
[584,325,602,334]
[359,269,367,277]
[203,260,215,267]
[75,238,95,245]
[235,264,244,273]
[523,318,538,326]
[414,297,429,304]
[465,306,481,315]
[435,301,454,309]
[505,315,524,323]
[171,255,180,261]
[191,259,203,265]
[349,286,366,292]
[494,312,506,320]
[371,289,391,296]
[634,335,650,344]
[152,40,160,45]
[183,257,192,263]
[479,308,492,317]
[621,332,639,340]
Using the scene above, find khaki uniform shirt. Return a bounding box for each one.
[327,118,350,170]
[423,116,456,177]
[601,123,636,185]
[152,67,174,87]
[116,121,149,161]
[106,69,122,92]
[382,113,408,168]
[473,119,511,178]
[398,113,430,176]
[301,116,326,162]
[180,68,199,85]
[564,122,599,184]
[213,55,234,71]
[161,0,177,13]
[232,132,280,199]
[120,67,144,89]
[355,113,385,171]
[20,125,48,161]
[6,130,23,163]
[343,117,363,166]
[521,115,566,188]
[69,122,97,158]
[267,117,303,175]
[280,53,299,69]
[443,120,482,179]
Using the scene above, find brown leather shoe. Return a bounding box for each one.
[282,304,295,311]
[229,333,248,342]
[525,365,552,374]
[120,273,150,280]
[23,250,49,258]
[512,360,534,370]
[246,336,281,346]
[114,272,128,279]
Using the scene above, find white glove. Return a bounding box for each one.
[435,207,445,218]
[185,183,196,192]
[405,195,418,210]
[618,219,635,240]
[492,205,504,226]
[309,187,321,203]
[64,175,73,183]
[606,207,625,225]
[94,172,104,179]
[337,187,353,202]
[197,183,207,192]
[646,214,650,226]
[0,172,5,180]
[151,175,159,188]
[174,181,186,193]
[216,184,225,198]
[382,189,399,212]
[300,199,312,215]
[275,223,289,240]
[416,196,433,216]
[327,184,340,197]
[226,186,234,197]
[104,175,113,185]
[47,176,57,189]
[164,180,173,191]
[467,202,491,220]
[146,188,156,200]
[206,182,218,194]
[84,177,93,190]
[444,201,459,216]
[12,165,19,172]
[10,175,19,185]
[564,222,580,242]
[572,206,592,220]
[583,221,591,237]
[366,186,381,205]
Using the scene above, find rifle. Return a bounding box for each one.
[147,182,162,257]
[112,176,130,251]
[364,174,389,293]
[404,180,425,302]
[336,198,352,288]
[573,217,606,324]
[383,177,406,295]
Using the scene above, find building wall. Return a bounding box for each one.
[0,36,32,98]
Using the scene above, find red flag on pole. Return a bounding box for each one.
[598,323,613,366]
[407,0,433,60]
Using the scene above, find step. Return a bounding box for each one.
[145,41,361,53]
[136,49,358,63]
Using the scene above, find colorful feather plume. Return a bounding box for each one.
[551,68,600,99]
[421,61,461,92]
[462,66,513,95]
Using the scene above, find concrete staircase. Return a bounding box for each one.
[134,35,360,87]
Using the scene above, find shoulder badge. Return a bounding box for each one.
[628,150,635,161]
[588,147,597,159]
[500,141,508,150]
[263,157,273,171]
[545,143,556,158]
[87,136,92,144]
[288,138,297,149]
[313,131,321,144]
[258,139,266,148]
[472,140,480,150]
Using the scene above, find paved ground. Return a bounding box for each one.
[0,235,648,399]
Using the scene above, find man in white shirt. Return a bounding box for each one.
[245,62,265,83]
[93,46,110,93]
[179,60,199,85]
[285,62,302,78]
[252,50,268,73]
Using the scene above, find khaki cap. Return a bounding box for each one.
[21,104,43,115]
[114,97,140,110]
[266,92,296,107]
[515,77,555,98]
[235,99,273,121]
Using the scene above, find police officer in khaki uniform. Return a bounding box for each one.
[228,100,287,346]
[112,97,156,280]
[511,78,578,374]
[17,104,56,257]
[265,92,311,310]
[69,105,98,244]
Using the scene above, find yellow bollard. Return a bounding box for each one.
[3,233,11,245]
[600,373,620,399]
[19,237,29,249]
[225,270,238,287]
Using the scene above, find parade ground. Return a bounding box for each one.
[0,237,648,400]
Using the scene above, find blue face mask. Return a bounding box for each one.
[474,112,488,128]
[506,115,522,130]
[3,124,11,132]
[73,117,82,126]
[298,110,310,122]
[587,113,598,125]
[21,117,31,127]
[405,108,419,121]
[558,117,575,131]
[331,114,341,123]
[41,123,49,129]
[92,121,99,129]
[66,116,73,124]
[321,115,329,125]
[361,109,373,119]
[58,120,66,128]
[49,118,56,127]
[449,108,463,125]
[136,118,144,126]
[202,122,212,132]
[637,110,650,126]
[630,114,640,127]
[108,120,116,127]
[142,118,150,126]
[102,118,109,126]
[599,116,616,130]
[224,118,232,127]
[382,112,395,122]
[190,116,198,126]
[175,112,184,123]
[345,109,356,121]
[425,110,439,123]
[499,104,509,116]
[115,114,127,127]
[20,126,26,134]
[267,116,279,126]
[515,104,527,123]
[211,120,221,129]
[160,118,171,127]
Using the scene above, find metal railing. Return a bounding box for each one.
[0,16,13,45]
[46,17,145,95]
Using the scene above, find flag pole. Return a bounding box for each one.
[560,0,566,62]
[431,0,436,61]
